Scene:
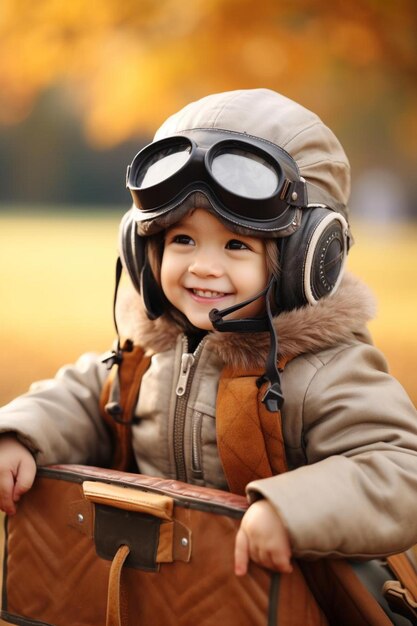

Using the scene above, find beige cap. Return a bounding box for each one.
[154,88,350,217]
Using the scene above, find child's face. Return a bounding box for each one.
[161,209,269,330]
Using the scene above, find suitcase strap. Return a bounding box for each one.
[107,545,130,626]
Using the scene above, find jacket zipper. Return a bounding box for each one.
[173,336,205,481]
[191,411,203,476]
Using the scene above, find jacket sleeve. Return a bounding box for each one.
[246,342,417,559]
[0,352,112,467]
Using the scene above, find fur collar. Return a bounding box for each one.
[115,272,376,370]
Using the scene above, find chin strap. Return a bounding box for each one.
[209,278,284,412]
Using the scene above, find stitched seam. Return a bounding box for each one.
[219,379,268,473]
[211,91,244,126]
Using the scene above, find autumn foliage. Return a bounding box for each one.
[0,0,416,150]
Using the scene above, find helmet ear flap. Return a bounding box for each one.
[277,208,349,311]
[119,208,166,320]
[140,259,167,320]
[119,208,143,295]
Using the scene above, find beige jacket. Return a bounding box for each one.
[1,272,417,560]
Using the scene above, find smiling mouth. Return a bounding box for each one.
[190,288,227,298]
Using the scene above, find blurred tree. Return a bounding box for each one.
[0,0,416,153]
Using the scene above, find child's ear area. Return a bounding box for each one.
[145,232,165,283]
[263,238,280,279]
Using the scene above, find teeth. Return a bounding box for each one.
[193,289,225,298]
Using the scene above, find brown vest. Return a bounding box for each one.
[99,341,289,493]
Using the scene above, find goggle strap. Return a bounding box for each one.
[287,180,308,207]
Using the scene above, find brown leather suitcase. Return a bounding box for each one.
[4,465,413,625]
[1,465,329,626]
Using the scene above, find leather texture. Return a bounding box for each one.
[386,554,417,603]
[100,343,151,471]
[216,366,288,495]
[383,553,417,622]
[3,465,414,625]
[300,560,393,626]
[83,481,174,519]
[1,465,328,626]
[107,545,130,626]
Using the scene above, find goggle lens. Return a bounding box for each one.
[211,149,278,199]
[136,143,191,189]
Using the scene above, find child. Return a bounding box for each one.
[0,88,416,578]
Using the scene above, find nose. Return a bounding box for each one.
[188,249,223,277]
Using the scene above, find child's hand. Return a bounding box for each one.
[0,434,36,516]
[234,499,293,576]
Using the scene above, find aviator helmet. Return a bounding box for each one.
[115,89,353,410]
[120,89,352,319]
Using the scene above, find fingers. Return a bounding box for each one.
[13,454,37,502]
[235,526,293,577]
[258,548,293,574]
[0,435,37,516]
[237,500,293,575]
[234,527,250,576]
[238,543,293,575]
[0,470,18,516]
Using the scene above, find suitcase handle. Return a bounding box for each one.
[82,480,191,568]
[83,481,191,626]
[83,480,174,520]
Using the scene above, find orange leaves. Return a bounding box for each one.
[0,0,416,145]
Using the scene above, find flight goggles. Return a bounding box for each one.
[126,128,308,233]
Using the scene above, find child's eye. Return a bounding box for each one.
[171,234,194,245]
[226,239,249,250]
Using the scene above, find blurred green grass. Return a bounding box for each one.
[0,209,416,406]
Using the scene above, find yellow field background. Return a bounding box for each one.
[0,210,416,407]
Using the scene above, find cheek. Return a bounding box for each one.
[245,258,269,292]
[160,252,183,298]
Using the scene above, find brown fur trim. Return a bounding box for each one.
[115,272,376,370]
